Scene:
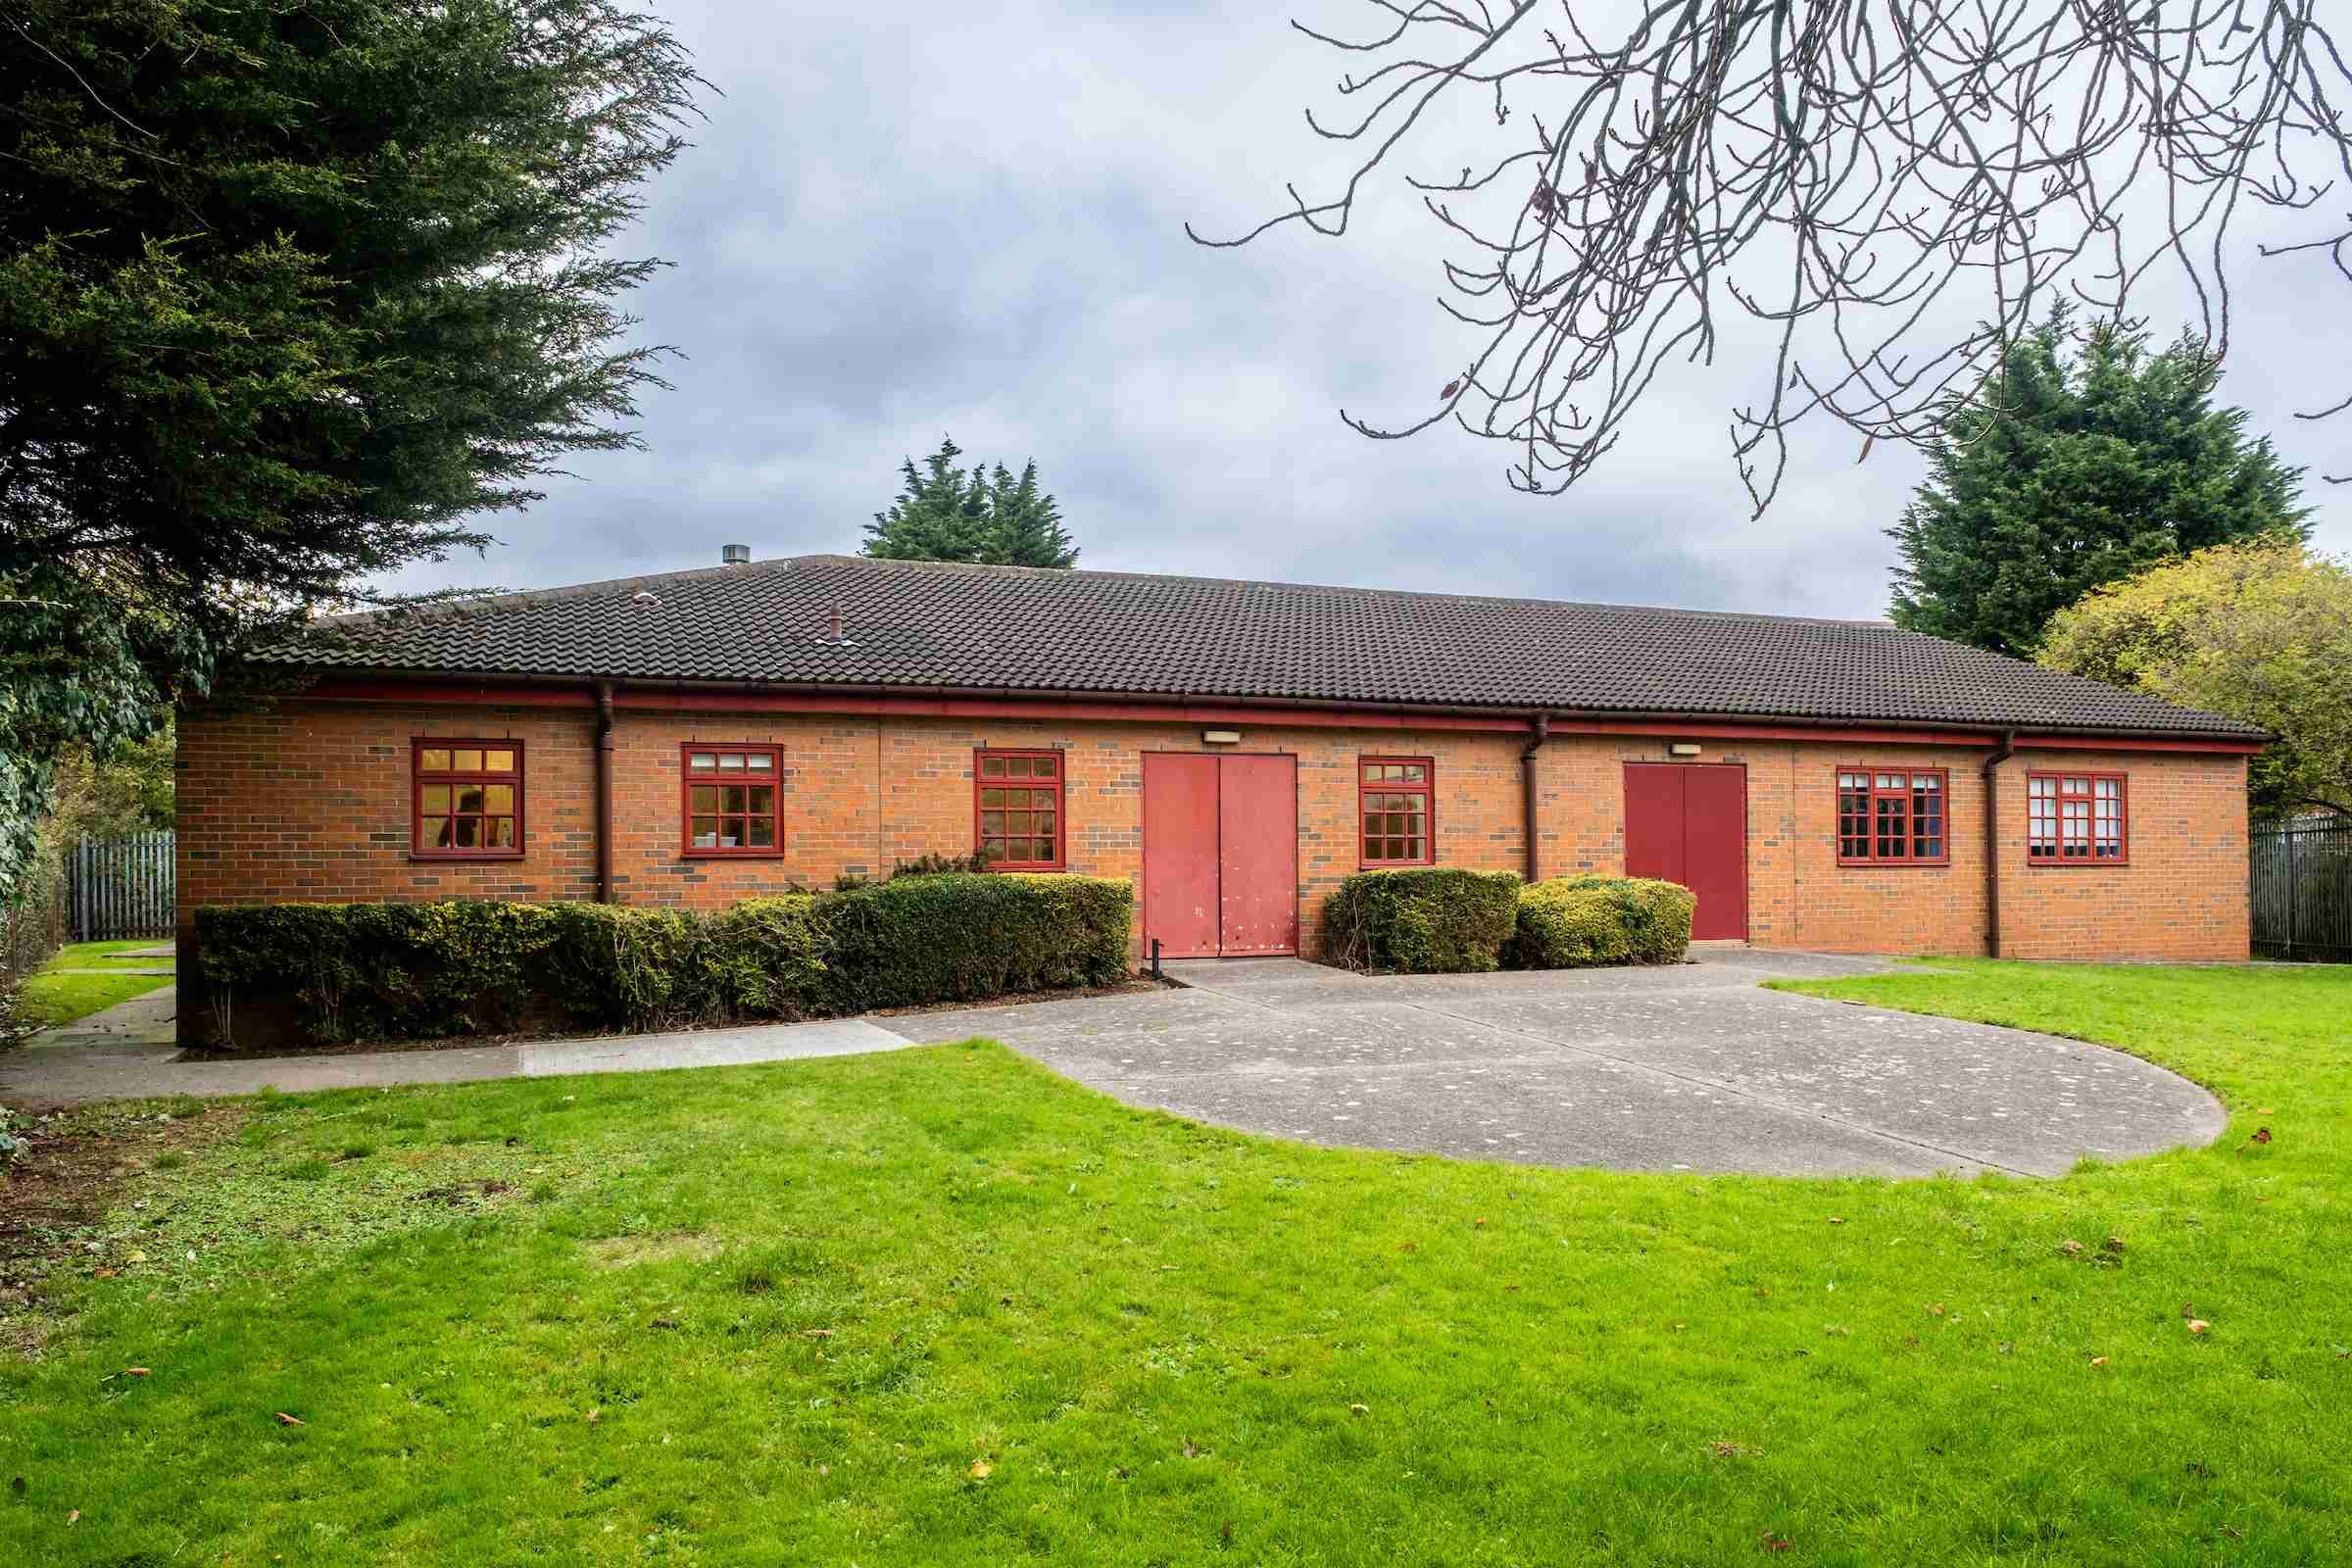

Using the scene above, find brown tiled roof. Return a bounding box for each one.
[270,553,2265,738]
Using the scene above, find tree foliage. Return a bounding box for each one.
[1887,314,2309,657]
[862,437,1078,568]
[0,0,705,899]
[1198,3,2352,508]
[2038,539,2352,820]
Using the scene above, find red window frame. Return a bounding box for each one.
[412,739,524,860]
[2027,771,2130,865]
[1359,757,1436,867]
[1835,766,1950,866]
[974,749,1065,870]
[680,744,785,858]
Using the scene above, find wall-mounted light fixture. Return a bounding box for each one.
[1668,742,1703,758]
[1201,729,1243,745]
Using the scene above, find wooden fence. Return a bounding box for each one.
[2250,818,2352,961]
[65,831,175,943]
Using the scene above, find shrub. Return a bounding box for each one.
[1324,867,1522,973]
[820,872,1133,1010]
[545,904,717,1034]
[696,898,830,1021]
[193,873,1135,1049]
[1509,876,1695,969]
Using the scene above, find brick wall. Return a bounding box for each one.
[177,700,2249,969]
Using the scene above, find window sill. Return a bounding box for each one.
[681,851,787,861]
[2026,858,2132,868]
[989,864,1067,874]
[408,852,525,863]
[1835,859,1953,869]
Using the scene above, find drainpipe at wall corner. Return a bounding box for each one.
[1981,728,2016,957]
[1520,712,1551,884]
[595,679,617,904]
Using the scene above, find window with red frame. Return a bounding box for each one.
[2027,772,2128,863]
[1360,758,1435,866]
[682,745,782,855]
[976,750,1063,868]
[414,741,523,858]
[1836,767,1948,864]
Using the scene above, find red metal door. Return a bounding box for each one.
[1215,754,1298,956]
[1143,753,1220,957]
[1623,762,1687,889]
[1681,764,1748,941]
[1622,762,1748,941]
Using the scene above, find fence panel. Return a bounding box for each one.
[2251,820,2352,961]
[65,831,176,943]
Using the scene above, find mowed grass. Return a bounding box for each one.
[20,943,173,1028]
[2,961,2348,1565]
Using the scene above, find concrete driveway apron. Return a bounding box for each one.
[899,951,2225,1178]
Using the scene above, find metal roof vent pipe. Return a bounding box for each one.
[721,543,752,565]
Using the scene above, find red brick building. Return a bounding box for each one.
[179,553,2265,995]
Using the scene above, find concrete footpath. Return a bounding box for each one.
[0,986,909,1105]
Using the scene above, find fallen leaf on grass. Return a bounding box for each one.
[66,1509,78,1526]
[1709,1441,1752,1458]
[800,1328,834,1340]
[2058,1239,2085,1256]
[1926,1302,1947,1318]
[969,1459,993,1479]
[124,1367,149,1377]
[2102,1237,2126,1253]
[2250,1127,2273,1145]
[2089,1356,2110,1368]
[1826,1216,1846,1225]
[586,1408,601,1425]
[1761,1533,1792,1551]
[2187,1319,2212,1336]
[1348,1402,1368,1416]
[272,1412,304,1426]
[2256,1106,2275,1116]
[1182,1439,1201,1459]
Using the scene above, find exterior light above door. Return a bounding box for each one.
[1668,742,1703,757]
[1201,730,1242,745]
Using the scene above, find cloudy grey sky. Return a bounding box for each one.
[386,0,2352,619]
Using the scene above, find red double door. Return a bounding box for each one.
[1142,753,1298,958]
[1622,762,1749,941]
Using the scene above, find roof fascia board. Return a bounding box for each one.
[283,674,2268,754]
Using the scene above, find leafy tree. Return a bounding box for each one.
[0,0,705,901]
[54,721,176,839]
[863,437,1077,568]
[2038,539,2352,820]
[1887,313,2310,657]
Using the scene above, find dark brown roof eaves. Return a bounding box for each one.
[270,554,2268,741]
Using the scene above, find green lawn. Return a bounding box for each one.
[20,943,174,1029]
[3,960,2348,1564]
[47,941,173,966]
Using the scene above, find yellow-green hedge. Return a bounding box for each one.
[1509,875,1695,968]
[194,872,1134,1048]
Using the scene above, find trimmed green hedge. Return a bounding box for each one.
[1509,875,1695,969]
[194,872,1134,1049]
[1323,867,1523,973]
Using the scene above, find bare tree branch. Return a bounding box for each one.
[1195,1,2352,513]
